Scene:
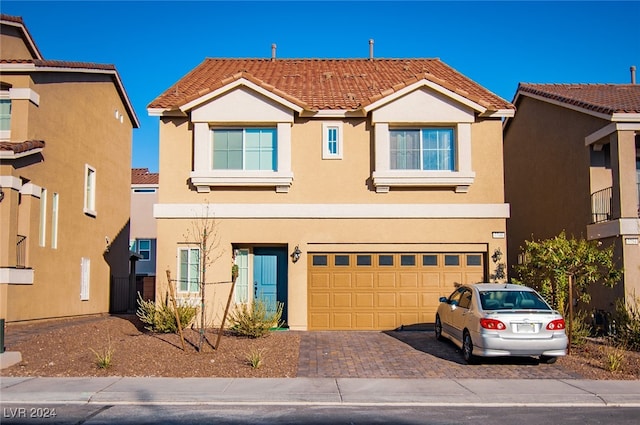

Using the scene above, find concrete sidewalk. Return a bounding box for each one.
[2,377,639,407]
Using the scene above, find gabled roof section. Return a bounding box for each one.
[0,14,43,59]
[515,83,640,120]
[0,15,140,128]
[132,168,159,185]
[148,58,514,116]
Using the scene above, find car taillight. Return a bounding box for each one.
[546,319,566,330]
[480,318,506,330]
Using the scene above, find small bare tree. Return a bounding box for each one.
[182,203,224,351]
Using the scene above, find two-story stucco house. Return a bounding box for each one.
[148,56,515,331]
[504,80,640,311]
[0,15,139,324]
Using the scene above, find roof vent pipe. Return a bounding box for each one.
[271,44,277,61]
[369,39,374,60]
[631,65,637,84]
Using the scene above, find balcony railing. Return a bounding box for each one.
[591,184,640,223]
[16,234,26,268]
[591,187,612,224]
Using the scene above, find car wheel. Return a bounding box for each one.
[540,355,557,364]
[435,315,444,341]
[462,331,478,364]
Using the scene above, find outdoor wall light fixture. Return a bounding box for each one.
[491,248,502,263]
[291,245,302,263]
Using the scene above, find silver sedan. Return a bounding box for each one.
[435,283,568,364]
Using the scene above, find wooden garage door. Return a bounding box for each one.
[308,252,485,330]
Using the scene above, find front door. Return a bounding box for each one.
[253,247,288,325]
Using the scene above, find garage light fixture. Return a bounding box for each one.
[291,245,302,263]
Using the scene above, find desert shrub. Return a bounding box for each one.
[614,295,640,351]
[568,310,591,348]
[136,294,198,334]
[246,348,266,369]
[228,299,283,338]
[89,335,114,369]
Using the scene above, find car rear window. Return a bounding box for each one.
[479,290,551,311]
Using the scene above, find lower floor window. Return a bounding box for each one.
[178,247,200,293]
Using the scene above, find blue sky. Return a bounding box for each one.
[2,1,639,172]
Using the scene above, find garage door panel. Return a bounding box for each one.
[333,273,353,288]
[378,272,396,288]
[355,273,374,288]
[333,313,352,328]
[310,293,330,308]
[333,293,353,308]
[309,252,485,330]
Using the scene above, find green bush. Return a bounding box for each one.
[228,299,283,338]
[614,295,640,351]
[568,310,591,348]
[136,294,198,334]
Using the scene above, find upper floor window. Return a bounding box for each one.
[0,95,10,139]
[322,122,343,159]
[84,164,97,217]
[137,239,151,261]
[390,128,455,171]
[213,128,277,171]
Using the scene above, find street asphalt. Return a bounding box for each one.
[2,376,640,408]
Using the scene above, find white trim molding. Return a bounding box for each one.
[585,122,640,146]
[154,203,510,219]
[0,175,22,191]
[9,87,40,106]
[587,218,640,240]
[0,268,34,285]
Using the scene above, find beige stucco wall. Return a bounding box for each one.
[2,72,133,322]
[131,189,158,239]
[0,25,36,60]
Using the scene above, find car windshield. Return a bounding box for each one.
[479,290,551,311]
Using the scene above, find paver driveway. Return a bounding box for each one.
[297,329,582,379]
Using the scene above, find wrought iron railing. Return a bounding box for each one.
[591,185,640,223]
[16,235,26,268]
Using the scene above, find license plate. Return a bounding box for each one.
[516,323,535,333]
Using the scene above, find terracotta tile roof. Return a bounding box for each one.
[0,58,116,71]
[0,140,45,153]
[518,83,640,114]
[149,58,514,112]
[131,168,159,185]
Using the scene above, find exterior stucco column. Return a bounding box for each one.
[610,130,638,219]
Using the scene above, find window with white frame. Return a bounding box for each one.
[213,128,277,171]
[322,122,343,159]
[178,247,200,293]
[234,249,249,303]
[51,192,59,249]
[137,239,151,261]
[80,257,90,300]
[39,188,47,247]
[84,164,96,216]
[0,94,10,139]
[390,128,455,171]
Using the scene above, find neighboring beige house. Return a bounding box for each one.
[503,81,640,311]
[0,15,139,323]
[130,167,158,302]
[148,55,515,331]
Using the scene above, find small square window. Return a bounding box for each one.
[312,255,328,266]
[467,254,482,266]
[401,255,416,266]
[422,255,438,266]
[445,255,460,266]
[356,255,372,266]
[379,255,394,266]
[334,255,350,266]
